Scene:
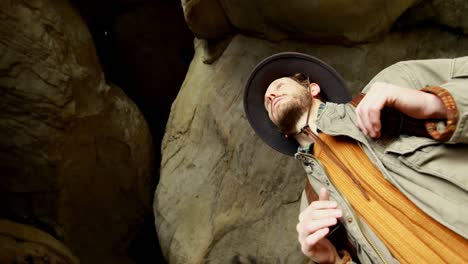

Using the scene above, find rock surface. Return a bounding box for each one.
[0,219,79,264]
[401,0,468,33]
[109,0,194,152]
[71,0,194,170]
[182,0,468,43]
[0,1,153,263]
[70,1,195,262]
[155,29,468,263]
[181,0,232,39]
[182,0,420,42]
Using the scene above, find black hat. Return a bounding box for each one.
[243,52,351,156]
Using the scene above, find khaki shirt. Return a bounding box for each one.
[297,57,468,263]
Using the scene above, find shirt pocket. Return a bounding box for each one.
[384,136,468,191]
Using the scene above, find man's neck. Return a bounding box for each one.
[294,98,323,147]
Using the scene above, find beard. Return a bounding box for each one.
[272,91,312,135]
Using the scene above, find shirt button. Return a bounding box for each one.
[347,216,353,223]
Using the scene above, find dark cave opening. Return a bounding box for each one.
[70,0,195,262]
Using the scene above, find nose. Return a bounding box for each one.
[266,93,276,103]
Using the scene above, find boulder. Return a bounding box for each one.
[69,1,195,261]
[0,219,79,264]
[0,1,153,263]
[155,28,468,263]
[181,0,232,39]
[401,0,468,33]
[181,0,420,42]
[71,0,194,169]
[182,0,468,43]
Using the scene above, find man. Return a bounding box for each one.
[243,52,468,263]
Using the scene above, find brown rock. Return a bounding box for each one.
[401,0,468,33]
[182,0,468,45]
[0,1,153,263]
[0,219,79,264]
[181,0,232,39]
[155,29,468,263]
[71,0,194,172]
[181,0,420,43]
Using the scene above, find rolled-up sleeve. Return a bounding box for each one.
[362,57,468,144]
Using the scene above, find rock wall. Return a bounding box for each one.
[0,1,154,263]
[182,0,468,43]
[0,219,79,264]
[71,0,194,143]
[155,28,468,264]
[3,0,468,263]
[182,0,418,42]
[402,0,468,33]
[155,1,468,263]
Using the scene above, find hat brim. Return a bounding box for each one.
[244,52,351,156]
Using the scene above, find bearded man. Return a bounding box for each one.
[244,52,468,263]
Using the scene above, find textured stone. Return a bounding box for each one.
[0,219,79,264]
[181,0,232,39]
[71,0,194,169]
[0,1,153,263]
[401,0,468,33]
[182,0,420,43]
[155,28,468,263]
[182,0,468,44]
[69,1,194,261]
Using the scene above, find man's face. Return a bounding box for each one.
[264,77,311,134]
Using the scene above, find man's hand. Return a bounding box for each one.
[355,82,447,138]
[297,188,342,263]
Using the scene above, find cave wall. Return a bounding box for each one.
[155,1,468,263]
[0,1,159,263]
[2,0,468,263]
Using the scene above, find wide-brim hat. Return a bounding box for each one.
[243,52,351,156]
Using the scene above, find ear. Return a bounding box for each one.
[309,83,321,98]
